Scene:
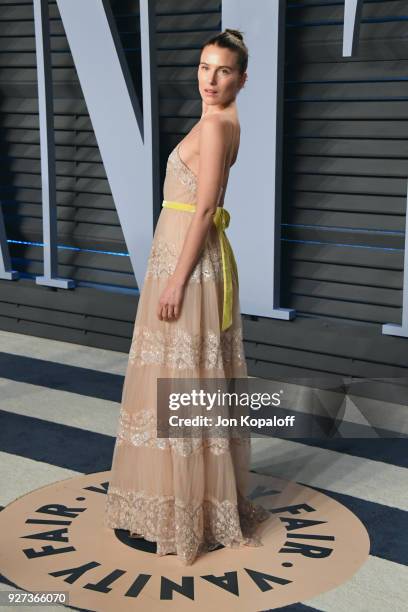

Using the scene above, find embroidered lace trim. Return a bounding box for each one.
[166,145,197,199]
[104,487,270,565]
[145,238,223,283]
[115,407,250,455]
[129,325,246,370]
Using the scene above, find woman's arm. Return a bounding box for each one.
[157,114,232,322]
[173,114,231,284]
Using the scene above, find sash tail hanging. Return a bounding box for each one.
[162,200,238,331]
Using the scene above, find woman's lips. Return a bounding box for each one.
[205,89,217,95]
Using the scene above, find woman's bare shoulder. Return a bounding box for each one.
[200,113,235,136]
[199,116,236,163]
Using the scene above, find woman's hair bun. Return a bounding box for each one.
[225,28,244,42]
[202,28,248,74]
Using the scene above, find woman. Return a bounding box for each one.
[104,28,270,566]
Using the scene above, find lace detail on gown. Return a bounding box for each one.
[115,406,250,455]
[162,142,225,206]
[129,325,246,369]
[104,487,270,566]
[146,238,223,282]
[173,145,198,194]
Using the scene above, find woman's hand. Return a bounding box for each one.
[157,275,186,322]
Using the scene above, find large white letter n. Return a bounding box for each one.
[56,0,160,287]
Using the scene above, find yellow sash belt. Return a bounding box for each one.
[162,200,238,331]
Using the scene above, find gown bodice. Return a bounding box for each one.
[162,143,225,206]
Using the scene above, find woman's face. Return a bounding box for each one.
[198,44,246,109]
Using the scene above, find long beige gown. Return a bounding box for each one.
[103,136,270,565]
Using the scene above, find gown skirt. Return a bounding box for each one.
[103,200,270,566]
